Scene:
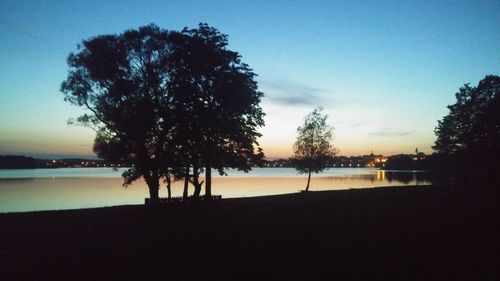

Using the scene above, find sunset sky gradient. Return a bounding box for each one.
[1,0,498,158]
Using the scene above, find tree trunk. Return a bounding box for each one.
[148,184,159,204]
[192,165,202,199]
[144,169,160,206]
[166,174,171,200]
[205,164,212,199]
[305,168,312,191]
[183,167,189,201]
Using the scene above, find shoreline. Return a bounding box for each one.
[0,184,433,215]
[1,185,497,280]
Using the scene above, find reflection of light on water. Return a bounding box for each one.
[377,170,385,180]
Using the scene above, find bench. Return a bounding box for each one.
[145,195,222,205]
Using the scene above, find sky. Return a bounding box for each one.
[0,0,498,159]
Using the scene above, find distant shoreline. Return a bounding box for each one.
[1,154,430,170]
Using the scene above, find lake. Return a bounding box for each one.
[0,167,431,212]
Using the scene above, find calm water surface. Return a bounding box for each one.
[0,167,431,212]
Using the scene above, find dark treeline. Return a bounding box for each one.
[0,156,36,169]
[384,154,430,170]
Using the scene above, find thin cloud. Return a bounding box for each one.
[369,129,415,137]
[259,80,330,106]
[266,93,319,106]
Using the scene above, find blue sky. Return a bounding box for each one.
[0,0,498,158]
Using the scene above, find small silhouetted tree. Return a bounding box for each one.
[433,75,500,186]
[291,108,338,191]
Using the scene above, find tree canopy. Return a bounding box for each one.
[433,75,499,186]
[433,75,500,154]
[169,24,265,197]
[61,23,265,203]
[291,108,338,191]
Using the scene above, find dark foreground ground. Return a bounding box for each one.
[0,185,498,281]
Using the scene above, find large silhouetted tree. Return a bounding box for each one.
[61,23,265,203]
[170,23,265,198]
[291,108,338,191]
[433,75,500,186]
[61,25,181,205]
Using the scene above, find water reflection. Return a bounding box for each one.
[385,171,430,184]
[377,170,385,181]
[0,168,431,213]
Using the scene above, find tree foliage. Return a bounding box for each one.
[170,24,265,196]
[434,75,500,154]
[433,75,500,187]
[61,24,265,203]
[61,25,177,203]
[291,108,338,191]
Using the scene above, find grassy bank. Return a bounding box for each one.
[0,186,497,280]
